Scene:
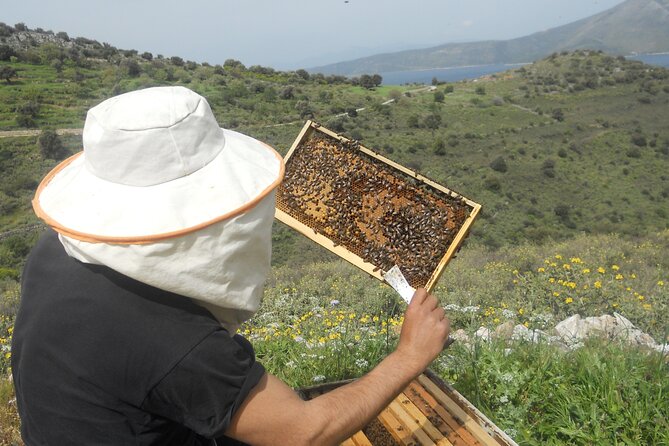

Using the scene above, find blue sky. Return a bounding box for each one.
[2,0,626,69]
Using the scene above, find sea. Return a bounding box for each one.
[380,53,669,85]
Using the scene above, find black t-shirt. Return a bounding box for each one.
[11,230,265,445]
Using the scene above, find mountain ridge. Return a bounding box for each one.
[311,0,669,76]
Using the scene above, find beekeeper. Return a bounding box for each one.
[11,86,450,446]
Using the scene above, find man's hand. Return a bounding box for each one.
[396,288,450,375]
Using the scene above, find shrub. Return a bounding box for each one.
[38,129,66,159]
[489,156,508,173]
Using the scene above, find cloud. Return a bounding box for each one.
[462,19,474,27]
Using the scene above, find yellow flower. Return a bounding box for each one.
[570,257,582,264]
[612,303,619,308]
[594,281,602,289]
[615,274,623,280]
[493,318,500,324]
[549,277,555,283]
[537,267,545,273]
[567,282,577,289]
[612,265,620,271]
[513,279,518,284]
[553,291,560,297]
[658,280,665,286]
[598,267,606,274]
[555,254,562,260]
[318,337,327,344]
[518,308,525,315]
[372,316,379,322]
[563,264,571,270]
[643,304,652,310]
[630,274,636,279]
[565,297,573,304]
[637,295,645,301]
[512,269,519,275]
[582,268,591,274]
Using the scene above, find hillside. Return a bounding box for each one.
[311,0,669,76]
[1,38,668,274]
[2,32,669,446]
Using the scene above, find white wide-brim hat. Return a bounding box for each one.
[34,86,284,242]
[32,86,285,329]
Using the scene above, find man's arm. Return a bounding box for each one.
[225,288,450,446]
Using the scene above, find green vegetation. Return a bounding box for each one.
[1,26,668,445]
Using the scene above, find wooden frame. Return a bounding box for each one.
[275,120,481,293]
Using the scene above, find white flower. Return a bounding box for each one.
[355,358,369,368]
[330,299,340,306]
[312,375,326,383]
[499,395,509,404]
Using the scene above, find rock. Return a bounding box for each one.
[494,321,515,339]
[475,326,491,341]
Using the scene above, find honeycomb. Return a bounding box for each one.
[276,123,477,289]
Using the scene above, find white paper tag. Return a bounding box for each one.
[383,265,416,304]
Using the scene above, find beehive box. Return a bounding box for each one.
[298,370,518,446]
[275,121,481,291]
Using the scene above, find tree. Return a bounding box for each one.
[295,69,310,81]
[424,113,441,133]
[16,101,40,127]
[433,91,445,103]
[0,65,17,83]
[38,129,66,159]
[0,45,16,61]
[170,56,184,66]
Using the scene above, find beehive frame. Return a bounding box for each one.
[275,121,481,292]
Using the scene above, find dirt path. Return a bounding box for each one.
[0,128,83,138]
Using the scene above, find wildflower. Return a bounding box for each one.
[594,281,602,289]
[555,254,562,260]
[582,268,591,274]
[549,277,555,283]
[658,280,665,286]
[564,297,573,304]
[570,257,582,264]
[537,267,545,273]
[312,375,326,383]
[612,303,619,308]
[553,292,560,297]
[512,269,519,275]
[355,358,369,368]
[637,295,645,301]
[630,274,636,279]
[329,299,340,306]
[562,264,571,270]
[499,395,509,404]
[615,274,623,280]
[598,267,606,274]
[318,337,327,344]
[643,304,652,310]
[518,308,525,315]
[612,265,620,271]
